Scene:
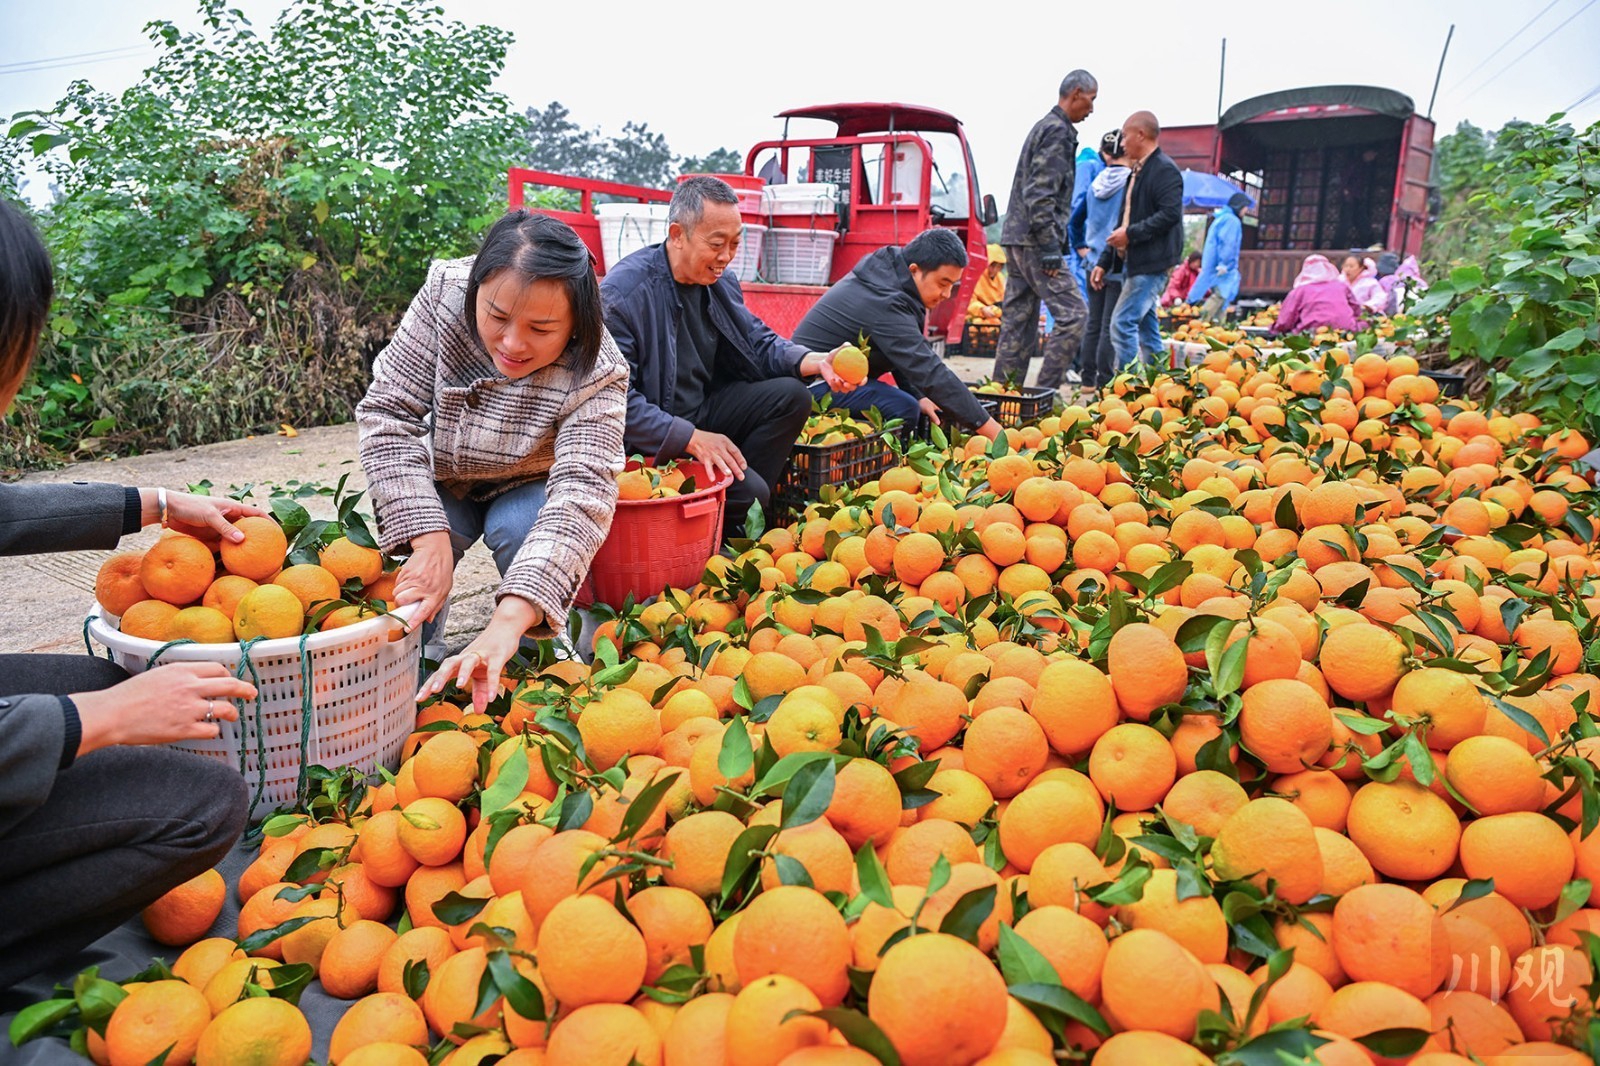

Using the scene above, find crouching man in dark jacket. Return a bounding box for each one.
[601,176,850,536]
[793,229,1001,441]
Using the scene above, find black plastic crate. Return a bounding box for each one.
[913,397,1000,440]
[1422,370,1467,398]
[961,321,1001,356]
[967,384,1056,427]
[771,429,895,518]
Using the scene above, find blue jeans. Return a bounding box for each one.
[1110,272,1166,368]
[424,478,548,645]
[809,378,921,431]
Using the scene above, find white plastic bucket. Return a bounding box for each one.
[86,602,423,813]
[729,224,766,283]
[595,203,671,272]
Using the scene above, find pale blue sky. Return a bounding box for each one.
[5,0,1599,202]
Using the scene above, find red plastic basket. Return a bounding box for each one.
[578,460,730,608]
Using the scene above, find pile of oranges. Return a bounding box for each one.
[95,520,394,645]
[32,345,1600,1065]
[798,410,887,448]
[618,461,699,502]
[1167,322,1250,345]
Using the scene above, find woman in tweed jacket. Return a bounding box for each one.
[357,212,628,709]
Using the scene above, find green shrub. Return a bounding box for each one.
[2,0,528,472]
[1413,117,1600,434]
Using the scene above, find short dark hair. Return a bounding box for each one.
[1186,250,1203,265]
[669,176,739,229]
[0,199,53,400]
[903,229,969,272]
[466,211,604,379]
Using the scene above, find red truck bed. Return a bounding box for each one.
[1165,86,1434,296]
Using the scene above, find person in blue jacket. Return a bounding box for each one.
[1065,136,1111,307]
[1187,192,1250,322]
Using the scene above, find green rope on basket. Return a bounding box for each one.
[232,635,270,825]
[145,638,196,670]
[81,614,120,661]
[81,615,112,660]
[294,631,315,809]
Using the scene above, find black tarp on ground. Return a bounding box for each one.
[0,840,351,1066]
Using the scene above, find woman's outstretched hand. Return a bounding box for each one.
[417,595,544,714]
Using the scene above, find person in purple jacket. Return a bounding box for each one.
[1271,254,1365,335]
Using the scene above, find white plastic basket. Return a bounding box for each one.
[734,187,765,217]
[729,223,766,283]
[85,602,423,814]
[763,183,839,215]
[763,229,837,285]
[595,203,671,272]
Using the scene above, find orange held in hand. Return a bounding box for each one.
[832,342,869,385]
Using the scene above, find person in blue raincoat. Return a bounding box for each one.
[1187,192,1250,322]
[1066,137,1112,300]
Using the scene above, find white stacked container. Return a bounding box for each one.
[761,183,839,285]
[728,224,767,283]
[595,203,671,272]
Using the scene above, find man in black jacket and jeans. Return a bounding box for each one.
[1092,111,1184,371]
[794,229,1002,441]
[993,70,1098,391]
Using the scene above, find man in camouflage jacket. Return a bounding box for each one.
[993,70,1099,391]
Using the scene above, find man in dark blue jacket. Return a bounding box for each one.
[793,229,1001,441]
[601,177,848,534]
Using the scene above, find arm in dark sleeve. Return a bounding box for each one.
[727,278,806,380]
[0,694,75,818]
[604,295,696,461]
[1127,166,1184,245]
[0,482,133,556]
[869,314,991,429]
[1024,123,1072,250]
[1067,196,1088,252]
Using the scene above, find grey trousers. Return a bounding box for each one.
[0,654,247,991]
[993,244,1088,390]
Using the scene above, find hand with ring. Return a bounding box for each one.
[68,662,255,756]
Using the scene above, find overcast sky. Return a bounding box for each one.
[6,0,1600,205]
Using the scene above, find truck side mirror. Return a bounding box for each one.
[982,194,999,227]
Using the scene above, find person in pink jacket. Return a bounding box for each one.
[1161,251,1202,308]
[1271,255,1364,335]
[1343,255,1387,313]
